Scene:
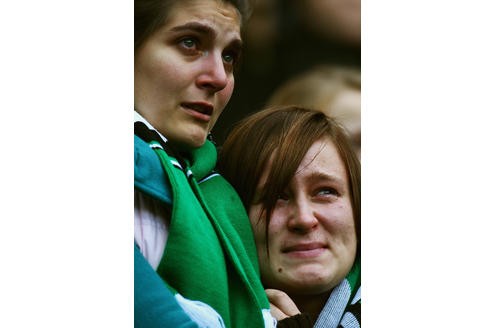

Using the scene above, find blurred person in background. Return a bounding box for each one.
[295,0,360,47]
[267,65,361,157]
[214,0,361,144]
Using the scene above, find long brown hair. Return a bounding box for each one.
[218,106,360,247]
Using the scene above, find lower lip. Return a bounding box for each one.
[285,248,326,259]
[182,106,212,123]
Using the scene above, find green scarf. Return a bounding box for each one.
[150,140,271,328]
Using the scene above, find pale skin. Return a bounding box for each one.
[134,0,242,151]
[265,288,300,320]
[250,138,357,323]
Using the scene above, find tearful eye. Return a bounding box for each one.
[277,192,290,201]
[222,51,238,64]
[179,37,197,50]
[223,53,233,63]
[222,46,241,70]
[316,188,339,197]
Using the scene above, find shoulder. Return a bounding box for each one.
[134,134,172,205]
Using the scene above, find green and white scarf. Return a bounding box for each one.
[148,139,273,328]
[314,257,361,328]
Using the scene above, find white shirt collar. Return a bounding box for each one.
[134,111,168,143]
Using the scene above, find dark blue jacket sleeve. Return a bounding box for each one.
[134,243,199,328]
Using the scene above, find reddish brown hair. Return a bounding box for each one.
[218,106,360,247]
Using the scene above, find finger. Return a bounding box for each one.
[265,288,300,317]
[269,302,289,321]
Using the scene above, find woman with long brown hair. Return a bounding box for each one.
[218,106,361,327]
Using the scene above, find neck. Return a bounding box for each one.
[290,291,331,325]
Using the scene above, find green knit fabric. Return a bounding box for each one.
[345,257,360,302]
[151,140,270,328]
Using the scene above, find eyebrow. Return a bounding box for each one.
[171,22,216,37]
[304,171,345,187]
[170,22,243,48]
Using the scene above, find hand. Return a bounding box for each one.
[265,288,301,321]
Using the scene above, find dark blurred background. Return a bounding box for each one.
[213,0,361,144]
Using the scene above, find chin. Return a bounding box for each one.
[180,135,208,150]
[279,279,333,296]
[290,269,340,291]
[265,269,330,295]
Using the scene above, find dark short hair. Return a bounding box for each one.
[218,105,361,248]
[135,0,253,51]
